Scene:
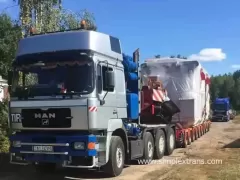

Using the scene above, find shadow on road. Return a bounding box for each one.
[223,138,240,148]
[0,153,129,179]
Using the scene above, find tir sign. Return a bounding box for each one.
[11,113,21,123]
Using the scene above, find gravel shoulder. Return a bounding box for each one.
[0,118,239,180]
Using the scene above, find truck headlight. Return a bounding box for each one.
[12,141,21,147]
[73,142,85,150]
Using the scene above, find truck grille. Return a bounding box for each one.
[214,112,226,116]
[21,108,71,128]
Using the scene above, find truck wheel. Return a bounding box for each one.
[103,136,125,177]
[154,129,165,159]
[34,162,56,173]
[142,132,154,161]
[165,128,175,155]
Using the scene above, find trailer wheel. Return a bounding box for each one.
[193,129,197,140]
[183,132,188,148]
[207,124,210,131]
[34,162,56,173]
[103,136,125,177]
[165,128,175,155]
[142,132,154,161]
[202,127,204,134]
[198,128,201,137]
[195,129,198,139]
[187,132,191,145]
[190,130,194,142]
[154,129,165,159]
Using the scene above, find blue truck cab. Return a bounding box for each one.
[212,98,230,121]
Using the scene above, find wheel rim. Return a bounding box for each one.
[159,136,165,153]
[116,147,123,168]
[148,141,153,158]
[169,134,174,149]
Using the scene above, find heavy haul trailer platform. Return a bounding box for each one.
[175,120,211,148]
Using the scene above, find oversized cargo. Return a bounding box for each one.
[141,58,211,128]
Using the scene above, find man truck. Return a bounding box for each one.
[212,98,231,121]
[8,22,211,177]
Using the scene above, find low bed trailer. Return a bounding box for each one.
[175,120,211,147]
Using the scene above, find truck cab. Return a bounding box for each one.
[212,98,230,121]
[8,28,133,174]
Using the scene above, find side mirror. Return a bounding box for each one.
[7,70,13,86]
[105,70,115,88]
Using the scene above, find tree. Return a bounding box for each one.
[155,55,161,58]
[13,0,62,35]
[0,99,10,153]
[0,13,22,79]
[210,72,240,111]
[13,0,97,35]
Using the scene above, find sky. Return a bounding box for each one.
[1,0,240,76]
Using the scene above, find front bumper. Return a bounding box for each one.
[9,133,99,168]
[212,115,228,121]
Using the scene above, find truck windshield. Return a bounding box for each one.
[11,54,94,98]
[214,104,226,111]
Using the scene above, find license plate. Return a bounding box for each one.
[33,145,53,152]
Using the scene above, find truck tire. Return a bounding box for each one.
[34,162,56,173]
[142,132,154,161]
[227,116,230,122]
[103,136,125,177]
[154,129,165,159]
[165,128,175,155]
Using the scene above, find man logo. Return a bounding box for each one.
[34,113,56,119]
[41,119,49,126]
